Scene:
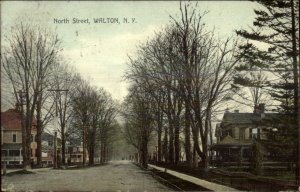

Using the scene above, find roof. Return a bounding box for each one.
[221,112,282,127]
[42,132,54,141]
[2,143,23,150]
[1,108,37,130]
[42,144,53,151]
[68,137,82,146]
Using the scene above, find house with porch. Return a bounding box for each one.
[212,104,280,166]
[1,108,57,167]
[1,108,37,166]
[41,132,60,166]
[66,137,89,164]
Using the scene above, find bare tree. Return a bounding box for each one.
[70,78,94,165]
[2,23,61,169]
[49,63,79,165]
[125,2,242,169]
[121,84,156,168]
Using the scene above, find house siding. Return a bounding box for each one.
[3,130,22,143]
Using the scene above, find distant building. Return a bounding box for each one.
[41,132,58,166]
[66,138,89,164]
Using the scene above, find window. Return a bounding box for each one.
[13,134,17,143]
[251,128,258,139]
[42,152,48,158]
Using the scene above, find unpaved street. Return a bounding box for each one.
[2,161,170,191]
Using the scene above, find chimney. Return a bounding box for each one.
[234,109,239,113]
[254,103,265,114]
[258,103,265,113]
[225,108,230,113]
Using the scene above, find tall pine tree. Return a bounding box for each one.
[236,0,298,113]
[234,0,299,179]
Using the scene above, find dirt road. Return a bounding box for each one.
[2,160,170,191]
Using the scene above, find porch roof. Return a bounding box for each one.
[1,143,22,150]
[212,135,252,149]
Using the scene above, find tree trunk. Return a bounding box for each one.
[185,100,192,166]
[23,102,33,169]
[60,123,66,165]
[168,122,174,164]
[157,126,162,162]
[88,124,97,165]
[20,103,29,170]
[290,0,299,182]
[82,125,86,165]
[163,126,169,162]
[174,118,180,165]
[141,134,148,168]
[36,95,42,167]
[157,109,163,162]
[193,144,198,167]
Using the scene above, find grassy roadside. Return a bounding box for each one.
[134,162,212,191]
[5,169,35,177]
[150,168,212,191]
[150,163,298,191]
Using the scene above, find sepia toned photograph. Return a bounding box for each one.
[1,1,299,191]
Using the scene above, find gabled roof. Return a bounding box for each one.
[1,108,37,131]
[1,109,23,130]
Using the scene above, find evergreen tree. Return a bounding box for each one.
[234,0,299,180]
[235,0,299,114]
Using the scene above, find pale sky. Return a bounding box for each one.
[1,1,261,106]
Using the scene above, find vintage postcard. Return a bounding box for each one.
[1,1,299,191]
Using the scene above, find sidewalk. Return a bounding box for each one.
[148,164,239,192]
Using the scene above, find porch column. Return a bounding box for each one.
[240,147,243,160]
[7,149,10,164]
[240,147,243,166]
[19,149,22,164]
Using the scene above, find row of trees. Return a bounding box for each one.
[123,0,299,172]
[1,22,118,169]
[70,80,117,165]
[123,2,242,168]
